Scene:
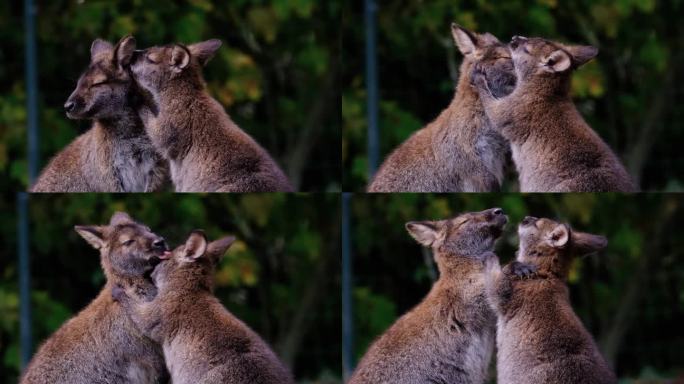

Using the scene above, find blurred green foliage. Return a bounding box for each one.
[343,0,684,191]
[351,194,684,380]
[0,0,340,192]
[0,193,341,383]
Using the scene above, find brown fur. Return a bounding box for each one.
[20,212,169,384]
[484,216,616,384]
[350,208,508,384]
[367,25,515,192]
[473,36,636,192]
[114,231,293,384]
[30,36,168,192]
[129,39,293,192]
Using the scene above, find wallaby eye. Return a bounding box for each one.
[122,239,135,246]
[91,79,109,87]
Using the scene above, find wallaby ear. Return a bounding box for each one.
[406,221,440,247]
[541,50,572,73]
[90,39,113,60]
[169,45,190,73]
[207,236,236,261]
[563,44,598,67]
[109,212,133,226]
[572,231,607,255]
[183,230,208,260]
[187,39,222,66]
[113,35,136,68]
[75,225,106,250]
[547,224,570,248]
[451,24,499,55]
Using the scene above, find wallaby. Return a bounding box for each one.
[21,212,169,384]
[350,208,508,384]
[484,216,617,384]
[30,36,168,192]
[472,36,636,192]
[128,39,293,192]
[112,230,294,384]
[367,24,515,192]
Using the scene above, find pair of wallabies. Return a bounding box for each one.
[20,212,293,384]
[350,208,616,384]
[368,24,636,192]
[30,36,293,192]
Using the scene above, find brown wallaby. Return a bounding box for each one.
[367,24,515,192]
[472,36,636,192]
[129,39,293,192]
[484,216,616,384]
[30,36,168,192]
[112,230,294,384]
[20,212,169,384]
[350,208,508,384]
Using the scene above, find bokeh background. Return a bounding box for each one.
[349,194,684,382]
[0,0,340,192]
[0,194,341,383]
[343,0,684,191]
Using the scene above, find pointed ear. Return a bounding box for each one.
[406,221,440,247]
[113,35,136,68]
[188,39,221,66]
[109,212,133,226]
[90,39,113,60]
[183,230,208,260]
[572,231,607,255]
[541,50,572,73]
[564,44,598,67]
[547,224,570,248]
[75,225,106,250]
[451,24,478,55]
[169,45,190,73]
[207,236,236,261]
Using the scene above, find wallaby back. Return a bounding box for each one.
[20,212,169,384]
[473,36,636,192]
[367,25,515,192]
[30,36,167,192]
[129,40,293,192]
[350,208,508,383]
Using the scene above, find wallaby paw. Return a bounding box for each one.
[111,284,126,302]
[506,261,538,280]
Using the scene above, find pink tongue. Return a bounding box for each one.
[160,251,172,259]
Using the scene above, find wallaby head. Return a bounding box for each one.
[74,212,169,281]
[130,39,222,95]
[64,36,138,120]
[151,230,235,292]
[508,35,598,94]
[516,216,607,278]
[452,24,516,99]
[406,208,507,266]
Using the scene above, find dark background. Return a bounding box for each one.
[0,0,340,192]
[350,193,684,381]
[0,194,341,383]
[343,0,684,191]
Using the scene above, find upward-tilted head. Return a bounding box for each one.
[406,208,508,260]
[129,39,222,95]
[517,216,607,278]
[64,36,138,120]
[74,212,169,280]
[508,35,598,83]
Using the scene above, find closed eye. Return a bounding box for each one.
[92,80,109,87]
[122,239,135,246]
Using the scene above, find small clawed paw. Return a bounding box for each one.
[509,262,538,280]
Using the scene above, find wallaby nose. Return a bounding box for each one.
[64,101,75,112]
[152,238,168,251]
[521,216,537,226]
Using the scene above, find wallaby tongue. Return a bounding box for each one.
[160,251,172,259]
